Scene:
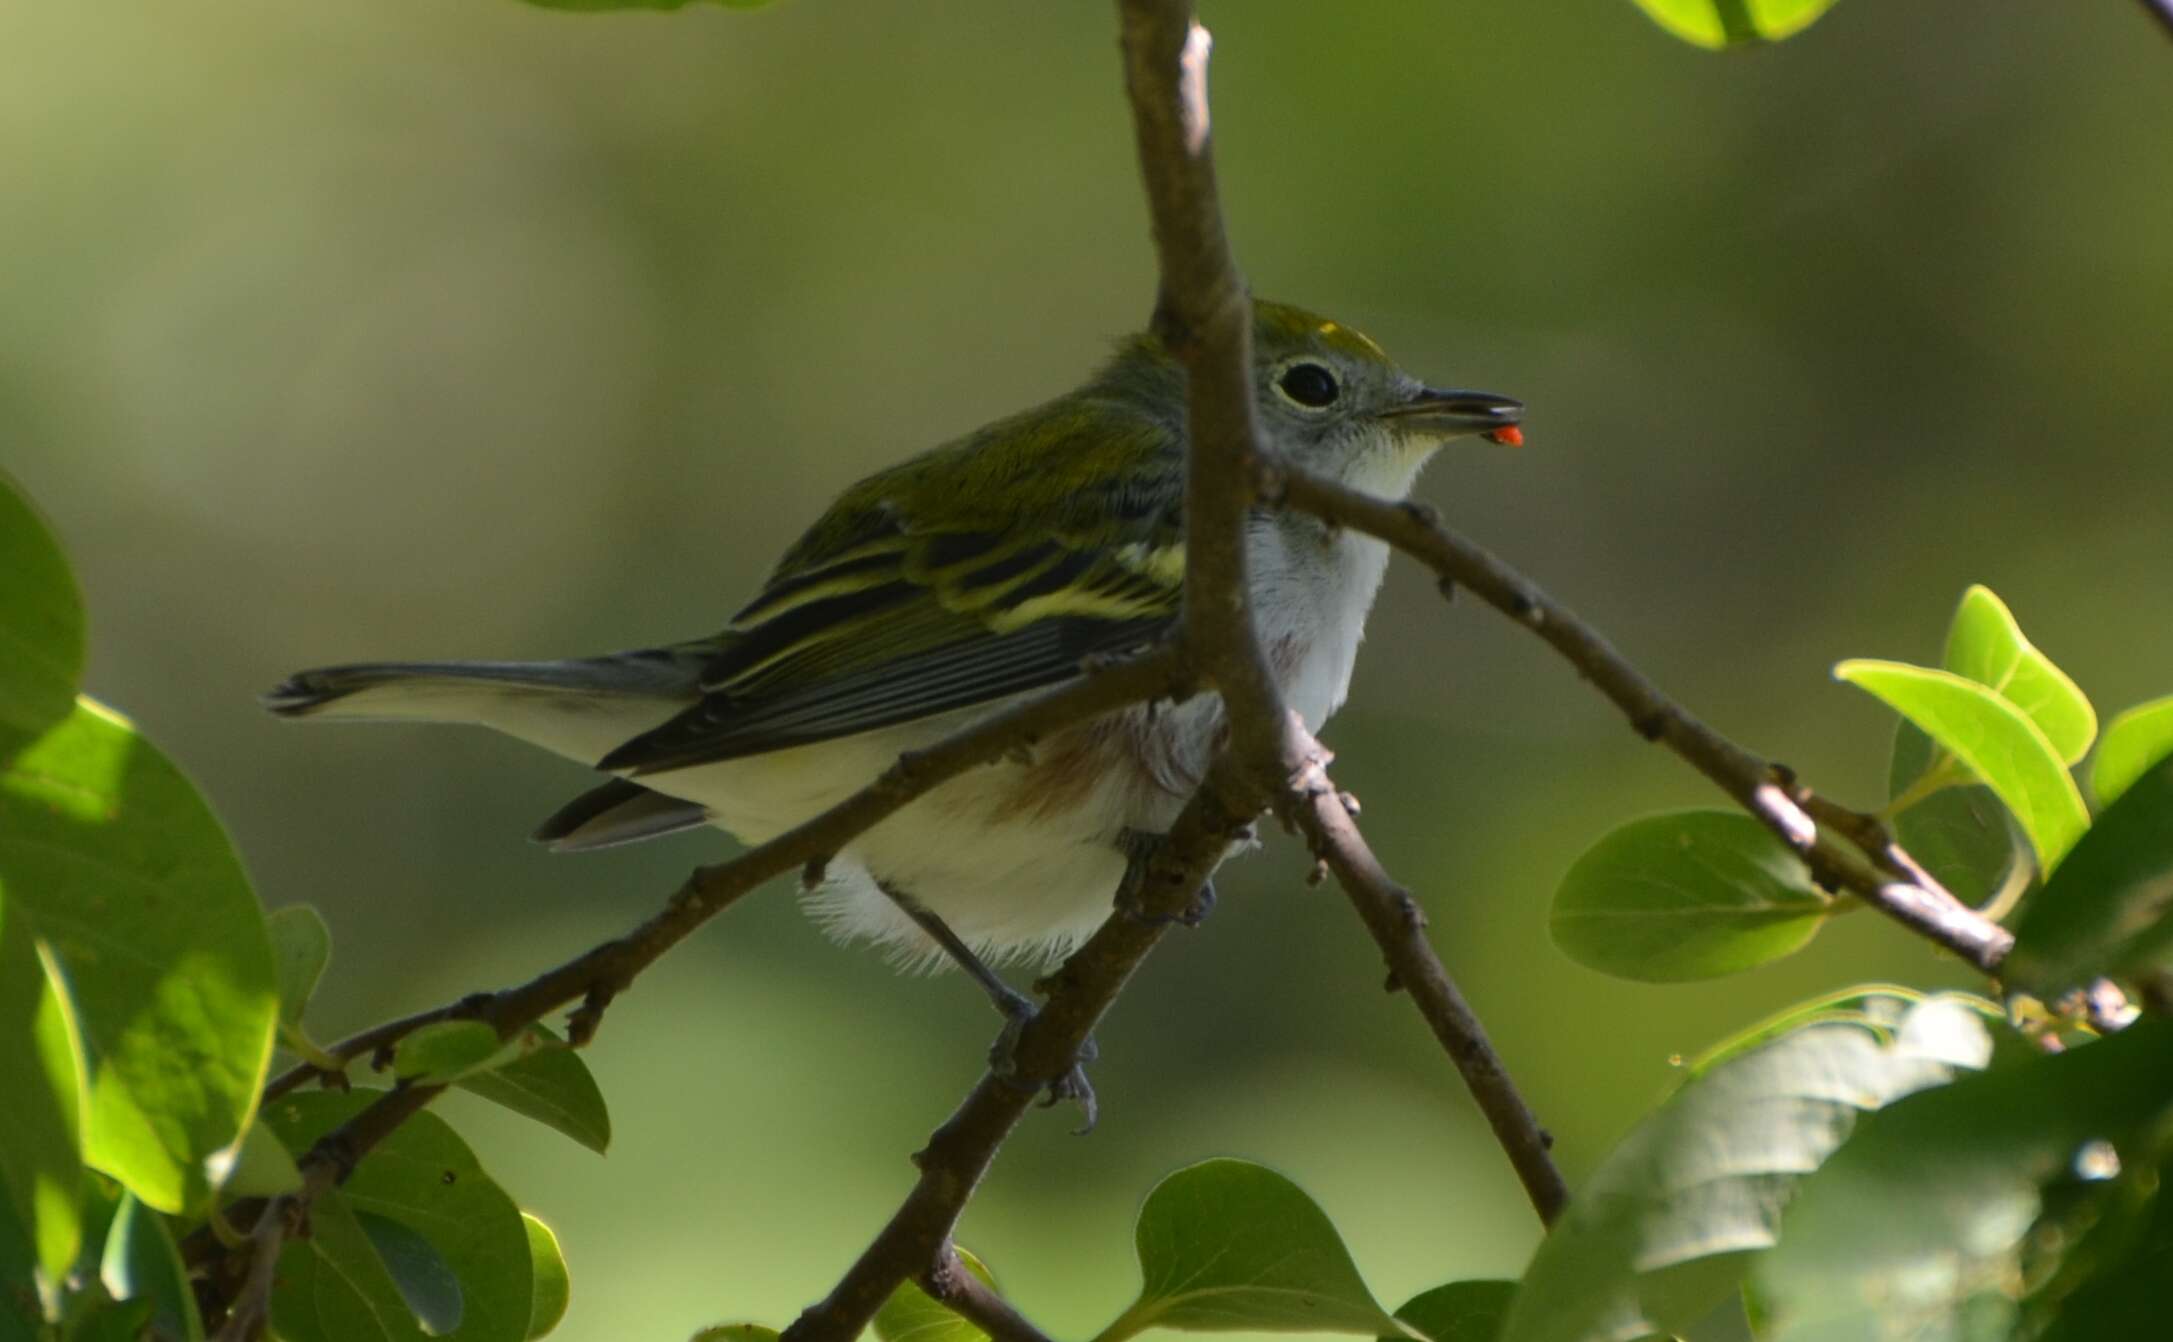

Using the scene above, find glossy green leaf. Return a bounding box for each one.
[1679,984,1929,1079]
[2006,756,2173,997]
[264,1091,535,1342]
[393,1020,508,1084]
[0,700,277,1212]
[874,1246,994,1342]
[456,1025,611,1155]
[1943,585,2096,765]
[1886,722,2026,911]
[2093,695,2173,808]
[1094,1158,1404,1342]
[523,1213,569,1340]
[1499,998,1992,1342]
[267,905,332,1029]
[1550,810,1832,982]
[1391,1281,1514,1342]
[1625,0,1838,50]
[271,1187,429,1342]
[214,1119,301,1198]
[1836,660,2089,872]
[0,473,85,745]
[0,901,84,1286]
[98,1191,203,1342]
[692,1328,782,1342]
[358,1210,464,1336]
[1755,1016,2173,1338]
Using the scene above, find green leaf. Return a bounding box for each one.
[0,473,85,745]
[1886,722,2026,910]
[1391,1282,1514,1342]
[264,1091,535,1342]
[874,1246,995,1342]
[1498,998,1992,1342]
[0,699,278,1212]
[267,905,332,1029]
[97,1190,203,1342]
[1550,811,1833,982]
[1943,585,2096,765]
[2093,695,2173,808]
[1094,1158,1404,1342]
[357,1210,464,1336]
[2005,755,2173,997]
[0,903,84,1286]
[214,1119,302,1198]
[271,1187,429,1342]
[456,1026,611,1155]
[522,1213,569,1340]
[1755,1016,2173,1338]
[1835,660,2089,873]
[1679,984,1930,1079]
[1624,0,1839,50]
[393,1021,509,1085]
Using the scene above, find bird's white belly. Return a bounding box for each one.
[642,695,1216,966]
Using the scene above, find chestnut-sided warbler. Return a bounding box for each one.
[267,300,1520,984]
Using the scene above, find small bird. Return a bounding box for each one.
[266,300,1519,1030]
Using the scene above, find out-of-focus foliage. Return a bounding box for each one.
[1628,0,1841,49]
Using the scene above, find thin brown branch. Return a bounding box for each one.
[1118,0,1285,789]
[1287,739,1572,1224]
[920,1246,1059,1342]
[1263,463,2015,975]
[777,768,1255,1342]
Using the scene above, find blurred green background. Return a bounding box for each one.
[5,0,2171,1336]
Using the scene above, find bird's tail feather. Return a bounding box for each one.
[262,652,703,766]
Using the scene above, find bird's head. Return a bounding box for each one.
[1102,299,1522,496]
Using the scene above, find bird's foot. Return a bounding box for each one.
[989,999,1100,1135]
[1112,827,1219,928]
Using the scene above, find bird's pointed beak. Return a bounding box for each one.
[1380,387,1524,443]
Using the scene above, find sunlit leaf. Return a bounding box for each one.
[0,473,85,746]
[264,1091,534,1342]
[2006,756,2173,997]
[1680,984,1927,1079]
[1094,1158,1404,1342]
[0,906,84,1286]
[1887,722,2026,911]
[1943,585,2096,765]
[456,1025,611,1155]
[0,700,277,1212]
[2093,695,2173,809]
[393,1021,508,1085]
[1836,660,2089,872]
[1499,998,1992,1342]
[1550,810,1832,982]
[1624,0,1839,50]
[1756,1017,2173,1339]
[874,1246,994,1342]
[267,905,332,1029]
[1391,1281,1514,1342]
[523,1213,570,1340]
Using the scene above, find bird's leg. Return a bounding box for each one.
[1111,827,1218,927]
[876,881,1097,1130]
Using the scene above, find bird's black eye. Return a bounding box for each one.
[1277,362,1340,409]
